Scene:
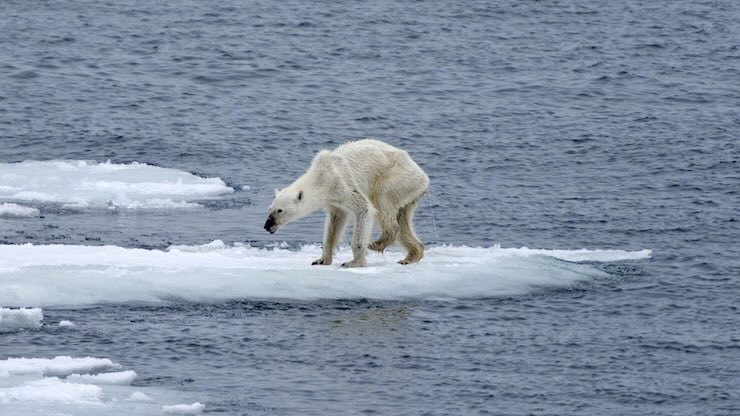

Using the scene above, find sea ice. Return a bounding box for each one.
[0,203,39,218]
[0,241,652,307]
[0,357,204,415]
[0,160,234,209]
[67,370,137,385]
[0,357,120,377]
[0,307,43,333]
[162,402,205,415]
[127,391,154,402]
[0,377,104,405]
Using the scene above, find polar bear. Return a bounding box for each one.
[264,139,429,267]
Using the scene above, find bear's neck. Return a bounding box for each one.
[293,174,324,211]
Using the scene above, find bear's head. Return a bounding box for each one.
[264,187,309,234]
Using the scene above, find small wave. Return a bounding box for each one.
[0,160,234,210]
[8,70,39,79]
[0,241,651,307]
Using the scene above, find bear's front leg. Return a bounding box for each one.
[342,197,373,268]
[313,208,347,266]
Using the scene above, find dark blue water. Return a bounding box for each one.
[1,0,738,415]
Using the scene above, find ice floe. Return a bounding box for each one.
[127,391,154,402]
[162,402,206,414]
[0,377,104,406]
[0,307,43,333]
[67,370,138,385]
[0,241,651,307]
[0,160,233,209]
[0,203,39,218]
[0,357,204,415]
[0,357,120,377]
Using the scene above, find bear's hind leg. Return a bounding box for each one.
[369,195,400,253]
[397,200,424,264]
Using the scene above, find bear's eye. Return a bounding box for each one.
[277,209,283,213]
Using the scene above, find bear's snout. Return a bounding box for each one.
[264,215,278,234]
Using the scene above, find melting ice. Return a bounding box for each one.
[0,307,43,333]
[0,241,651,307]
[0,160,234,209]
[0,203,40,218]
[0,357,204,415]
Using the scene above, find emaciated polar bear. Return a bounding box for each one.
[264,139,429,267]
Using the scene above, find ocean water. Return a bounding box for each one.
[0,0,738,415]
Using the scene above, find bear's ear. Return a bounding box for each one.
[274,188,280,197]
[297,190,303,201]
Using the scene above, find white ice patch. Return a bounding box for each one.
[0,357,120,377]
[59,320,76,328]
[0,202,39,218]
[162,402,205,415]
[0,357,203,415]
[67,370,137,385]
[0,242,651,307]
[0,377,104,405]
[0,307,43,333]
[0,160,233,209]
[127,391,154,402]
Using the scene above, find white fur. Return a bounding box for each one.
[266,139,429,267]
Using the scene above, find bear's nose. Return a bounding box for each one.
[264,215,276,233]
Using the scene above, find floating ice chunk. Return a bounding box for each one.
[59,320,76,328]
[0,377,104,405]
[0,203,39,218]
[0,357,120,377]
[7,191,58,202]
[0,357,203,415]
[0,160,233,209]
[127,391,154,402]
[0,242,652,306]
[67,370,137,385]
[162,402,205,414]
[488,245,654,262]
[0,307,43,332]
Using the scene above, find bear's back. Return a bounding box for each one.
[331,139,403,179]
[332,139,402,159]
